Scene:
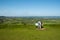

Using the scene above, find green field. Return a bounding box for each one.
[0,17,60,40]
[0,26,60,40]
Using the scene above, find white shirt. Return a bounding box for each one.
[38,21,41,25]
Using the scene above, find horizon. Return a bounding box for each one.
[0,0,60,16]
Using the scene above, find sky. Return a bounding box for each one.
[0,0,60,16]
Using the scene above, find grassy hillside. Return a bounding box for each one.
[0,16,60,40]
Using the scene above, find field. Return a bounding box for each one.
[0,16,60,40]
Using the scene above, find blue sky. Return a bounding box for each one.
[0,0,60,16]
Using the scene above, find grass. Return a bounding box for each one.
[0,18,60,40]
[0,25,60,40]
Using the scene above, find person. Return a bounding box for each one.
[41,21,43,28]
[38,21,41,29]
[35,21,44,29]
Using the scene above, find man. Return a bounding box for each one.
[35,21,42,29]
[38,21,44,28]
[35,21,45,30]
[38,21,42,29]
